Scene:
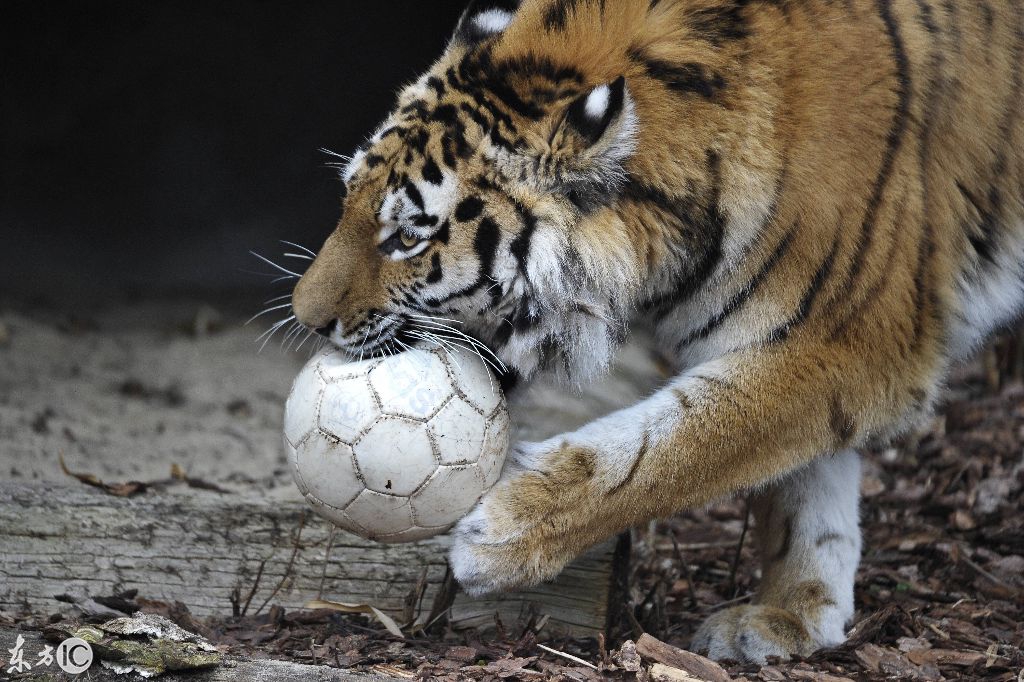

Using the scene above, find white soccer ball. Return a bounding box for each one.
[283,346,510,543]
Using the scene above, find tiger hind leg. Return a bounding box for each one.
[692,450,862,663]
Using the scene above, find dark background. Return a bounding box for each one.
[1,1,466,298]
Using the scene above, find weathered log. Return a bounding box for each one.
[636,634,731,682]
[0,483,625,637]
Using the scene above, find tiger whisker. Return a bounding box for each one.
[245,302,294,326]
[294,329,316,353]
[311,337,326,358]
[408,323,505,376]
[256,315,295,353]
[282,321,303,349]
[279,240,318,257]
[285,322,308,350]
[393,337,415,355]
[250,251,302,278]
[404,329,467,375]
[357,324,372,363]
[239,268,296,280]
[405,312,464,326]
[409,327,496,392]
[406,318,507,373]
[319,147,352,162]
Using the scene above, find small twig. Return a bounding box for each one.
[958,546,1020,593]
[240,559,267,617]
[255,511,307,615]
[728,496,751,598]
[402,567,429,626]
[705,592,754,612]
[653,541,746,551]
[670,531,699,607]
[317,526,336,600]
[597,633,611,667]
[625,603,646,638]
[537,643,599,670]
[422,563,457,634]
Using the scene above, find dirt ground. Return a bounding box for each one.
[0,296,1021,681]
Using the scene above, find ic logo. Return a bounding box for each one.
[56,637,93,674]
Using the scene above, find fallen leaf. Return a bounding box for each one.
[305,599,403,637]
[59,452,149,497]
[170,463,231,494]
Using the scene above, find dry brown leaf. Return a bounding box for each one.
[59,451,149,497]
[304,599,403,637]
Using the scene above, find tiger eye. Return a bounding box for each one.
[400,232,419,248]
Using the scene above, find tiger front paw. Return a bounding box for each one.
[691,604,822,664]
[448,440,594,595]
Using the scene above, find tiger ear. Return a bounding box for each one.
[540,76,634,204]
[563,77,631,148]
[551,76,638,195]
[453,0,520,44]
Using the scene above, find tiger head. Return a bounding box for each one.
[293,0,739,384]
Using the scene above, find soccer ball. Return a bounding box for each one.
[283,346,510,543]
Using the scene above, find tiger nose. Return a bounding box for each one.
[314,319,339,338]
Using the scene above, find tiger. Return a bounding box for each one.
[290,0,1024,663]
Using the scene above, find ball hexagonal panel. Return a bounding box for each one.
[450,352,502,415]
[376,525,446,544]
[293,435,362,510]
[318,377,380,444]
[303,495,363,531]
[353,418,436,496]
[428,397,486,465]
[368,349,452,420]
[411,465,484,528]
[284,362,324,447]
[345,490,415,537]
[480,410,511,488]
[316,349,377,382]
[285,436,306,495]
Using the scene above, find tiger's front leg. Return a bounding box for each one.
[450,342,912,660]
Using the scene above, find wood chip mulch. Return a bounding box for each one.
[4,336,1022,681]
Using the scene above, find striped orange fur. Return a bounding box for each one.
[292,0,1024,662]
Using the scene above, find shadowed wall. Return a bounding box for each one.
[1,1,465,297]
